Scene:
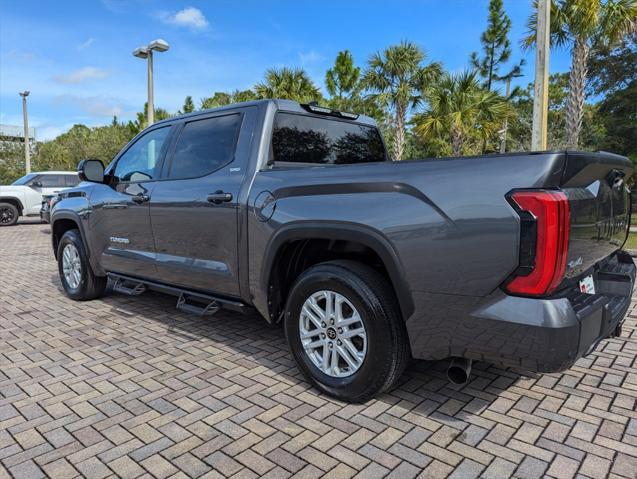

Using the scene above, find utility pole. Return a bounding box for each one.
[531,0,550,151]
[19,91,31,174]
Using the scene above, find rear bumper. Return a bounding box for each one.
[407,251,635,372]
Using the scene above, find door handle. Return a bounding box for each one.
[207,190,233,204]
[131,194,150,204]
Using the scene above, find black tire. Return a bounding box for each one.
[284,260,410,403]
[57,229,106,300]
[0,202,19,226]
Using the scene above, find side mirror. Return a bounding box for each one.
[31,181,43,188]
[78,159,105,183]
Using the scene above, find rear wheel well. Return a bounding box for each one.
[52,219,80,258]
[0,198,23,216]
[268,239,402,323]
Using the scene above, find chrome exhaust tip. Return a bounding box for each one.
[447,358,472,385]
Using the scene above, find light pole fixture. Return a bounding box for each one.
[132,39,169,126]
[19,91,31,174]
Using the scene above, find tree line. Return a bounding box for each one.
[1,0,635,184]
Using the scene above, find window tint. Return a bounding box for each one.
[38,175,68,187]
[271,113,386,165]
[168,114,242,179]
[113,126,171,182]
[64,175,80,187]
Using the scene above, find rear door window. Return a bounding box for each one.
[64,175,80,187]
[168,114,242,179]
[38,175,68,187]
[271,113,386,165]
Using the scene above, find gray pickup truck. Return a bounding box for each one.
[51,99,635,402]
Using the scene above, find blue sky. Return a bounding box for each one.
[0,0,573,140]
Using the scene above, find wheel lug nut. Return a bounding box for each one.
[329,342,333,348]
[320,333,325,339]
[337,340,342,346]
[321,322,326,328]
[330,319,334,325]
[337,328,343,334]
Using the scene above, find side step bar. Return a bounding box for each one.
[106,272,251,315]
[176,293,219,316]
[112,277,147,296]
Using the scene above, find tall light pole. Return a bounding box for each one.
[531,0,551,151]
[19,91,31,174]
[133,39,170,126]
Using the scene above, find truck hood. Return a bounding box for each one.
[0,185,27,199]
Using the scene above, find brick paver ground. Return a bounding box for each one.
[1,221,637,479]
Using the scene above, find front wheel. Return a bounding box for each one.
[0,203,19,226]
[57,229,106,300]
[284,260,410,403]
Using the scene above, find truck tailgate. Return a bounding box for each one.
[561,151,633,281]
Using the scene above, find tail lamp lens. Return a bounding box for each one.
[506,190,570,296]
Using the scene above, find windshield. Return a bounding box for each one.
[11,174,37,185]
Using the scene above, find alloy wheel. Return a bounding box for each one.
[62,244,82,289]
[0,207,15,225]
[299,290,367,378]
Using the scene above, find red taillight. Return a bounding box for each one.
[506,190,570,297]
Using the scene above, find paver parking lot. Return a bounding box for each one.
[1,221,637,479]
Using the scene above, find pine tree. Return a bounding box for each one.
[470,0,512,91]
[325,51,361,102]
[182,96,195,113]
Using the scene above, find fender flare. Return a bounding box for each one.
[261,221,415,321]
[50,210,92,262]
[0,196,25,215]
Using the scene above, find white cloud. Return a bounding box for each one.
[5,49,35,63]
[52,67,110,84]
[163,7,209,29]
[77,38,95,51]
[298,50,324,65]
[100,0,128,13]
[54,95,125,118]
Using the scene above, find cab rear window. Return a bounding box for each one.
[271,113,386,166]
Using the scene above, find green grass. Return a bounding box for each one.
[624,232,637,250]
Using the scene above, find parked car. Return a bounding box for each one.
[50,99,635,402]
[40,194,59,223]
[0,171,79,226]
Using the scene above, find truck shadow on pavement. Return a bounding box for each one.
[50,275,541,412]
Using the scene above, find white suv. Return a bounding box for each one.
[0,171,79,226]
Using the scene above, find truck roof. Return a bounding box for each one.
[155,99,378,128]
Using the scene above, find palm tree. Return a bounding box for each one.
[525,0,637,148]
[362,41,442,161]
[413,71,510,157]
[254,67,322,103]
